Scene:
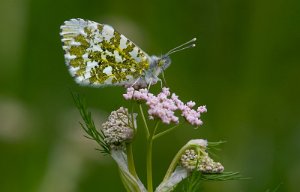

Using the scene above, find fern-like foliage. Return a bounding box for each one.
[72,92,110,154]
[175,171,244,192]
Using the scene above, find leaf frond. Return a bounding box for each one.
[71,92,110,154]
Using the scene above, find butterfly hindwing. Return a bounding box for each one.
[60,18,151,86]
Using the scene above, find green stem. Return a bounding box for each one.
[162,143,198,182]
[118,169,133,192]
[146,139,153,192]
[126,143,138,179]
[139,104,150,138]
[146,121,159,192]
[153,124,180,140]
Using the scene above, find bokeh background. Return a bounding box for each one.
[1,0,299,191]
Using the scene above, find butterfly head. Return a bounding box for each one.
[158,55,171,69]
[149,55,171,75]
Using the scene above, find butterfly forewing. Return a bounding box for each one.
[60,18,151,86]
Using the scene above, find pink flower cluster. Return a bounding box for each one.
[123,87,207,126]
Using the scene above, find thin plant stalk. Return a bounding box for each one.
[126,143,138,179]
[146,121,159,192]
[139,104,150,138]
[153,124,180,140]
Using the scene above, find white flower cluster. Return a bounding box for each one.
[102,107,136,148]
[180,149,199,171]
[180,148,224,173]
[198,155,224,173]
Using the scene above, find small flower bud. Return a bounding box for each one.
[197,105,207,113]
[102,107,136,148]
[180,149,199,171]
[197,155,224,173]
[179,139,224,173]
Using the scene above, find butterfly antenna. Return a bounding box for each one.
[166,38,197,56]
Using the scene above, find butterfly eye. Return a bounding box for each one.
[158,59,165,67]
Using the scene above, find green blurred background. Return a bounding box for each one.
[1,0,299,191]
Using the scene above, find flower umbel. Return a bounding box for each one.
[156,139,226,192]
[124,87,207,126]
[102,107,136,148]
[180,149,199,171]
[146,87,179,124]
[179,139,224,173]
[198,156,224,173]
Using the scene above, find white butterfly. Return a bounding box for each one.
[60,18,196,88]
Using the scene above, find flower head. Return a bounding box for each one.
[180,149,199,171]
[123,87,149,101]
[102,107,136,148]
[146,87,179,124]
[179,139,224,173]
[197,156,224,173]
[124,87,206,126]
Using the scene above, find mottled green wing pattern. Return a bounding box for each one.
[60,18,150,86]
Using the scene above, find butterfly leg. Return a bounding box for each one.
[157,78,163,88]
[161,71,168,87]
[130,77,141,87]
[147,78,153,90]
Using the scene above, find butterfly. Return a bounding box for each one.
[60,18,196,88]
